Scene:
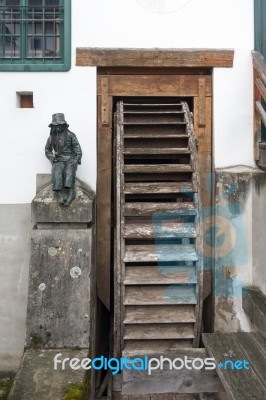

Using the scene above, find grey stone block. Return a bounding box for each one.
[32,178,95,224]
[26,229,92,348]
[8,349,89,400]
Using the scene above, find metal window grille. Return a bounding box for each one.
[0,0,64,63]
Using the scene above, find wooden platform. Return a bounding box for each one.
[203,332,266,400]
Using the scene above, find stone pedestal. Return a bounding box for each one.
[8,176,95,400]
[26,176,95,349]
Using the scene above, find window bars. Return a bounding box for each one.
[0,1,63,63]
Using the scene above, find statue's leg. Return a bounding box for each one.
[63,161,77,205]
[52,162,64,204]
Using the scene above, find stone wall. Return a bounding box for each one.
[214,166,266,332]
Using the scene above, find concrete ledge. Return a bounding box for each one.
[8,349,89,400]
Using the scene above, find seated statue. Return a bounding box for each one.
[45,113,82,206]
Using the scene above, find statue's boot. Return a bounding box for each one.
[64,188,76,206]
[55,191,64,204]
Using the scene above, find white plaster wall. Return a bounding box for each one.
[0,0,254,204]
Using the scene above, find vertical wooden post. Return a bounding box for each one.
[199,78,206,127]
[97,76,112,310]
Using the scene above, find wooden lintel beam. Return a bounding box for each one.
[76,48,234,68]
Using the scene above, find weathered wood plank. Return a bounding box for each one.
[124,285,197,305]
[124,265,197,285]
[114,106,122,358]
[242,287,266,331]
[124,133,188,139]
[123,148,191,155]
[106,75,212,97]
[235,333,266,388]
[256,101,266,128]
[77,48,234,68]
[124,222,196,239]
[203,333,266,400]
[124,182,194,194]
[124,323,194,340]
[198,78,206,127]
[124,339,193,354]
[101,77,110,125]
[124,202,197,217]
[124,305,196,324]
[124,244,198,263]
[124,115,185,124]
[124,124,186,137]
[256,78,266,102]
[124,165,193,173]
[96,94,112,310]
[122,347,223,395]
[251,332,266,354]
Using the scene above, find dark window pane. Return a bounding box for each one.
[45,22,53,34]
[28,22,43,34]
[6,0,20,6]
[5,35,20,56]
[0,35,3,57]
[45,35,60,56]
[28,0,42,6]
[28,36,43,57]
[45,0,59,6]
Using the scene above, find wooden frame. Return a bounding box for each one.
[96,68,213,314]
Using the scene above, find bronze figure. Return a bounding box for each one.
[45,113,82,206]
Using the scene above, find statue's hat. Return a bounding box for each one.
[49,113,68,127]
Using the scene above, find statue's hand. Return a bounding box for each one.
[69,159,78,167]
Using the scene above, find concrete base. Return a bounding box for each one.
[8,349,89,400]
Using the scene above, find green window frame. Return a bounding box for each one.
[254,0,266,57]
[0,0,71,71]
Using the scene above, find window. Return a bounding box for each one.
[0,0,71,71]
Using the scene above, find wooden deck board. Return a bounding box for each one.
[202,332,266,400]
[242,287,266,331]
